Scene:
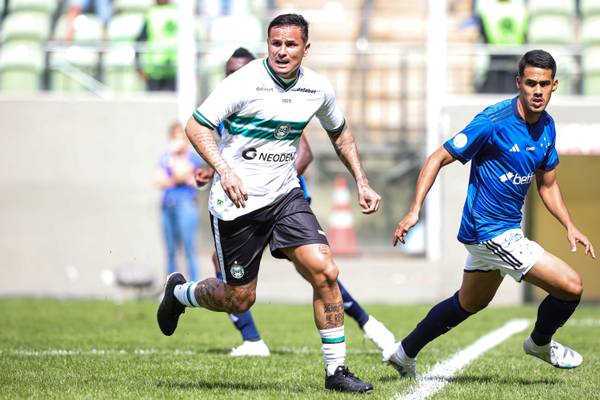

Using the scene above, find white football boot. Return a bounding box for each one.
[229,339,271,357]
[523,336,583,368]
[387,342,419,379]
[361,316,397,361]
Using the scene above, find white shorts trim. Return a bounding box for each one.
[464,229,544,282]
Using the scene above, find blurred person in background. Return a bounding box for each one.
[63,0,112,42]
[200,47,396,360]
[157,14,381,393]
[136,0,178,91]
[155,122,206,282]
[390,50,595,378]
[474,0,528,93]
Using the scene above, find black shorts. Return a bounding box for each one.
[210,188,329,285]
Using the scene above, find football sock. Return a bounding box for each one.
[229,311,261,342]
[402,291,474,358]
[530,295,580,346]
[320,326,346,376]
[173,282,199,307]
[339,281,370,328]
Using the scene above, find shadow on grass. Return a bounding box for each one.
[376,373,559,386]
[446,374,560,386]
[156,378,310,392]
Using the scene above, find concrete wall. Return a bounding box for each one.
[1,94,597,305]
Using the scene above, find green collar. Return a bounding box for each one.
[262,59,300,91]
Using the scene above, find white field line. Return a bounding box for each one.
[395,318,531,400]
[0,347,379,357]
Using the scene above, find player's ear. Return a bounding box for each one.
[551,79,558,92]
[303,42,311,56]
[515,75,521,90]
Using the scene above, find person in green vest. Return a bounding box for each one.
[136,0,178,91]
[475,0,528,93]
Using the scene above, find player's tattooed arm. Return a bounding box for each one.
[185,117,248,207]
[323,301,344,329]
[327,123,368,186]
[328,123,381,213]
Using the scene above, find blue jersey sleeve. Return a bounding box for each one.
[539,141,559,170]
[443,113,493,164]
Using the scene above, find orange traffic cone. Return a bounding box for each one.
[327,175,358,256]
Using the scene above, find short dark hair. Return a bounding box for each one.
[518,49,557,78]
[230,47,255,61]
[267,13,309,43]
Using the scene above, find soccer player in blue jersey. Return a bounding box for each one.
[388,49,596,378]
[197,47,396,359]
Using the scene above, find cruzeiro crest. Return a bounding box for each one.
[230,261,245,279]
[274,123,291,139]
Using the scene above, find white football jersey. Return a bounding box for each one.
[193,58,345,220]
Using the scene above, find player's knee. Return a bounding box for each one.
[312,262,339,290]
[564,273,583,300]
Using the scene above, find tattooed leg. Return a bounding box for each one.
[282,243,344,329]
[194,277,257,313]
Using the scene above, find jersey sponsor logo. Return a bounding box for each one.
[230,261,245,279]
[242,147,258,160]
[291,87,317,94]
[241,147,296,162]
[499,171,534,185]
[509,144,520,152]
[274,123,291,139]
[256,86,273,92]
[526,146,535,151]
[453,133,468,148]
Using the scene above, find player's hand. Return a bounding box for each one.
[567,226,596,259]
[220,169,248,208]
[393,211,419,246]
[357,184,381,214]
[195,167,214,187]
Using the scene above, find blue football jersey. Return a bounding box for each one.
[443,97,559,244]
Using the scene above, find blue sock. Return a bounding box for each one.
[402,292,474,358]
[229,310,261,342]
[216,271,262,341]
[531,295,580,346]
[339,281,369,328]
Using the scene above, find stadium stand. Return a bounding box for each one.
[581,0,600,16]
[0,11,51,44]
[7,0,60,15]
[583,47,600,95]
[0,42,44,91]
[103,13,145,92]
[113,0,153,15]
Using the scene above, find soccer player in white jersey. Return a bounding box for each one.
[199,47,396,360]
[157,14,380,393]
[388,50,596,378]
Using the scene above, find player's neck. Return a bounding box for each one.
[516,96,541,125]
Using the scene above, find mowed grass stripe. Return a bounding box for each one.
[396,319,530,400]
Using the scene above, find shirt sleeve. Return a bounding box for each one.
[192,75,244,130]
[315,77,345,134]
[443,112,493,164]
[539,125,559,170]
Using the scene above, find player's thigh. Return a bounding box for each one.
[281,243,339,285]
[459,270,504,313]
[522,251,582,300]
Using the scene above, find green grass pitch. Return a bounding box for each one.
[1,299,600,399]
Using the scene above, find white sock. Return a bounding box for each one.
[320,325,346,376]
[173,282,199,307]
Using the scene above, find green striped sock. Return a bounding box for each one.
[173,282,199,307]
